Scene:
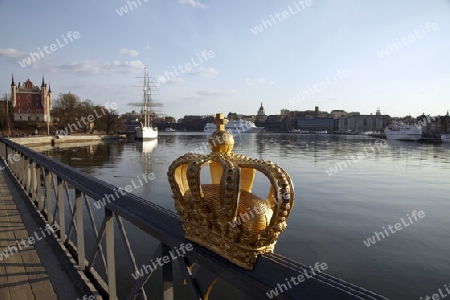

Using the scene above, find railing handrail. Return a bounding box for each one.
[0,137,388,299]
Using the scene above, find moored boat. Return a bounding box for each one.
[292,129,310,134]
[204,119,263,133]
[441,134,450,143]
[136,68,158,140]
[385,124,422,141]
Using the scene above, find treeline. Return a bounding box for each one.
[51,93,124,134]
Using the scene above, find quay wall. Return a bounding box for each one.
[9,135,120,146]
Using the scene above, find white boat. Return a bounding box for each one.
[292,129,309,134]
[136,68,158,140]
[441,134,450,143]
[136,126,158,139]
[385,124,422,141]
[204,119,263,133]
[165,128,175,132]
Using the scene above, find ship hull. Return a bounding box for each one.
[136,127,158,140]
[204,121,264,133]
[385,127,422,141]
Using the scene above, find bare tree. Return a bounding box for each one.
[51,93,81,130]
[94,107,124,134]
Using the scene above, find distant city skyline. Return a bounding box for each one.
[1,0,449,120]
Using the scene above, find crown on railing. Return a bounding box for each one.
[167,113,294,270]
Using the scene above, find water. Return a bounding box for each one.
[34,133,450,299]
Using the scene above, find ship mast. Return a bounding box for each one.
[141,68,150,128]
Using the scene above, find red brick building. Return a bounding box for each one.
[10,74,52,123]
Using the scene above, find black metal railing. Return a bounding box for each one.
[0,137,388,300]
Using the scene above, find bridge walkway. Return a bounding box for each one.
[0,161,83,300]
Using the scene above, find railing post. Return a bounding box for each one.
[162,243,174,300]
[0,141,4,158]
[31,161,37,202]
[36,165,43,211]
[19,153,24,185]
[8,149,19,178]
[57,176,65,241]
[27,158,32,195]
[75,189,85,271]
[105,208,117,299]
[24,156,30,193]
[45,170,53,224]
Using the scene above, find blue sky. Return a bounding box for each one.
[1,0,449,119]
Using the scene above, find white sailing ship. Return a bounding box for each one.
[136,68,158,140]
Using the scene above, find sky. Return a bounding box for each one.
[0,0,449,120]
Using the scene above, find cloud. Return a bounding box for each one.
[56,60,145,75]
[189,66,218,78]
[178,0,206,9]
[245,78,274,86]
[0,48,28,60]
[0,48,33,66]
[57,60,100,75]
[196,90,235,97]
[143,45,152,50]
[166,78,185,85]
[328,97,346,101]
[102,60,145,72]
[118,48,139,57]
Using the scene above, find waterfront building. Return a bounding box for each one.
[121,110,140,122]
[437,111,450,133]
[10,75,52,123]
[256,102,267,122]
[416,112,450,135]
[338,110,390,132]
[297,117,335,132]
[226,112,255,122]
[178,115,214,131]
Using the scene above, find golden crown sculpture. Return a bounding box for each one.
[167,113,294,270]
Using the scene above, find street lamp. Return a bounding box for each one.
[47,97,50,136]
[6,92,11,136]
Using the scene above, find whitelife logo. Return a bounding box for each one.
[288,69,350,105]
[93,172,156,209]
[131,243,193,280]
[325,140,387,176]
[250,0,313,35]
[115,0,150,16]
[376,22,438,58]
[0,224,59,261]
[18,31,80,68]
[420,283,450,300]
[57,102,118,136]
[154,50,215,86]
[363,210,425,247]
[0,153,21,172]
[266,262,328,298]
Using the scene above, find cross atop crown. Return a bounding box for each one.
[213,113,228,131]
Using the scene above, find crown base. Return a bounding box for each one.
[183,222,275,270]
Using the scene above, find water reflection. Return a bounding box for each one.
[34,141,126,174]
[30,133,450,300]
[135,139,158,174]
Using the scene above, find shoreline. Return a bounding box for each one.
[7,135,123,146]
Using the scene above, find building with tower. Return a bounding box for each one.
[10,74,52,123]
[256,102,267,122]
